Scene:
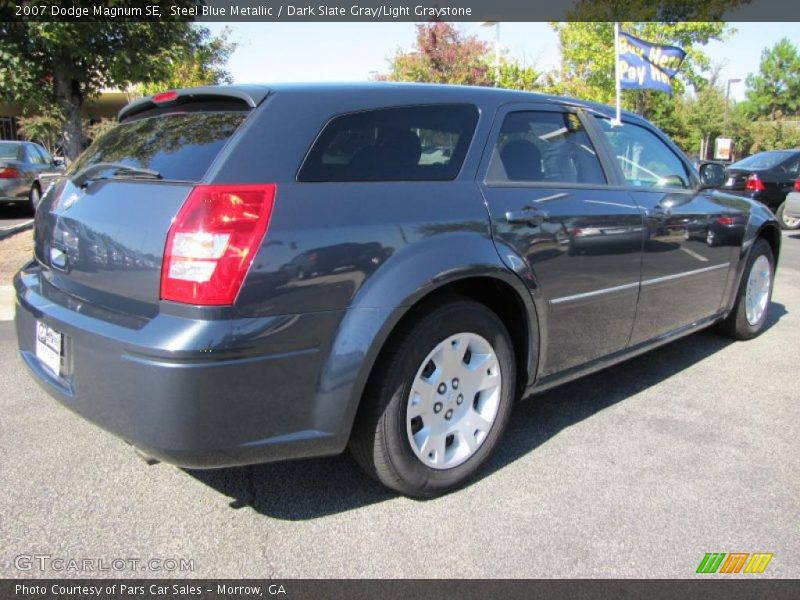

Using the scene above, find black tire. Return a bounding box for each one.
[776,201,800,231]
[716,238,775,340]
[350,300,516,498]
[28,184,41,214]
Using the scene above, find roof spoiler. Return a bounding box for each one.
[118,85,271,122]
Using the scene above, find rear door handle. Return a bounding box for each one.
[505,207,549,226]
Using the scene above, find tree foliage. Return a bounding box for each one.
[743,38,800,119]
[16,114,62,154]
[377,23,493,86]
[137,26,237,96]
[549,22,731,111]
[377,22,544,93]
[0,8,234,159]
[496,63,542,92]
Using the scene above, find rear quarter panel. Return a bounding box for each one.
[206,87,537,448]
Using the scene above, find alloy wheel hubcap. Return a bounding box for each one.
[406,332,501,470]
[783,214,800,228]
[745,255,771,326]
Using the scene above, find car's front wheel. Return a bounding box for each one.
[776,201,800,230]
[350,299,516,497]
[716,238,775,340]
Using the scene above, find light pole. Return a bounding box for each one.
[482,22,500,86]
[724,77,742,136]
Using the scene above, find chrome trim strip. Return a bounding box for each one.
[550,281,639,305]
[549,262,731,305]
[640,262,730,287]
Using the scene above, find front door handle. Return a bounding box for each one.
[505,206,549,226]
[645,205,667,218]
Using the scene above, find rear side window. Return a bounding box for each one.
[67,112,247,182]
[298,104,479,182]
[0,143,19,161]
[486,111,606,185]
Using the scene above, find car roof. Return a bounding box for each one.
[123,82,643,123]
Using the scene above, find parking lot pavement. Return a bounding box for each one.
[1,233,798,579]
[0,204,34,232]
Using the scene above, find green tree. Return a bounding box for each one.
[138,26,237,95]
[16,113,63,155]
[743,38,800,119]
[496,62,542,92]
[747,120,800,153]
[550,21,731,115]
[0,8,233,160]
[377,22,493,86]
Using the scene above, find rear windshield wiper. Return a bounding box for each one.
[71,162,162,188]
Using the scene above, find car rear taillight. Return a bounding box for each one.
[794,179,800,192]
[161,184,276,305]
[153,90,179,103]
[0,167,21,179]
[716,216,735,226]
[745,173,765,192]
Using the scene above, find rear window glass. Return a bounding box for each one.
[0,142,19,161]
[67,112,246,182]
[730,151,796,171]
[298,104,478,182]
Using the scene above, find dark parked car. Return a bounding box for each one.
[14,84,781,497]
[684,213,747,247]
[720,149,800,230]
[0,140,65,211]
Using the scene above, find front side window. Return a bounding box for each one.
[297,104,479,182]
[486,111,606,185]
[597,118,691,189]
[34,145,53,164]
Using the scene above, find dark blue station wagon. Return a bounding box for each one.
[15,84,780,496]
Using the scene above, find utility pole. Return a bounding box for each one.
[482,22,501,86]
[724,78,742,136]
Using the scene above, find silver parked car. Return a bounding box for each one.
[0,141,65,211]
[784,191,800,222]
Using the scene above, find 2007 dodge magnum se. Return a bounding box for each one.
[15,84,780,497]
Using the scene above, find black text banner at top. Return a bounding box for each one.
[3,0,800,22]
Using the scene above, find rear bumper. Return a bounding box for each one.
[14,263,349,468]
[0,179,28,202]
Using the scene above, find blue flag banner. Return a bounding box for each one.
[617,31,686,94]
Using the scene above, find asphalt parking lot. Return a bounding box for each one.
[0,204,34,231]
[1,233,798,579]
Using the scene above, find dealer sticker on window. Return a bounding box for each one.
[35,321,62,377]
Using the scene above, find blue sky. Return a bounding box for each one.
[206,22,797,101]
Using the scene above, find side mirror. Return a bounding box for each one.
[699,162,726,190]
[52,157,65,167]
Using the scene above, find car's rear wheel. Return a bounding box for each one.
[776,201,800,230]
[716,238,775,340]
[350,300,516,497]
[28,184,40,213]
